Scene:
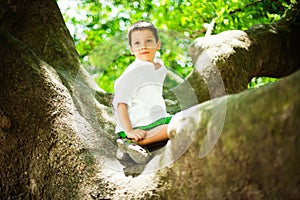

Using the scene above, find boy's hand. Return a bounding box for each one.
[126,129,147,141]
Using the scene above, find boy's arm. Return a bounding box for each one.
[117,103,146,141]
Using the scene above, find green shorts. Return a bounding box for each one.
[117,116,172,138]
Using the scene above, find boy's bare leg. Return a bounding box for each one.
[137,125,168,146]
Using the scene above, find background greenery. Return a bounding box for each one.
[58,0,292,92]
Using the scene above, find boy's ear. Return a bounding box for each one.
[156,41,161,50]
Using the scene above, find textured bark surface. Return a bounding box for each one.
[165,70,300,199]
[0,0,114,199]
[0,0,299,199]
[169,2,300,109]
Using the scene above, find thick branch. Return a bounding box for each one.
[175,1,300,108]
[163,69,300,199]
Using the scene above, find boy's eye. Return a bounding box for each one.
[147,39,153,43]
[134,41,140,46]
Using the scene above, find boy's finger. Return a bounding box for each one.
[139,132,145,138]
[139,131,146,138]
[138,129,146,135]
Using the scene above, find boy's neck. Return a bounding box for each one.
[136,58,161,69]
[154,62,161,69]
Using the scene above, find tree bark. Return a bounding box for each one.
[164,69,300,199]
[0,0,299,199]
[168,2,300,110]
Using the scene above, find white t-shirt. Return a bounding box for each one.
[112,58,169,133]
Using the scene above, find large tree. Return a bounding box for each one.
[0,0,299,199]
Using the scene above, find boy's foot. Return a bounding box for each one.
[116,138,131,161]
[116,138,151,164]
[115,148,131,161]
[126,142,151,164]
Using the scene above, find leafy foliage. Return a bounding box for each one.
[248,77,279,89]
[58,0,291,92]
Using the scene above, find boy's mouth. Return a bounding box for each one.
[140,51,149,55]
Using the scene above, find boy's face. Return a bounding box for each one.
[130,29,160,63]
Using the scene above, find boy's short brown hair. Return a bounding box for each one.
[128,21,159,46]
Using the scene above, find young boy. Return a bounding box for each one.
[112,21,172,164]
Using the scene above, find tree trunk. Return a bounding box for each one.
[0,0,299,199]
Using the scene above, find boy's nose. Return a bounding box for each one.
[140,43,148,49]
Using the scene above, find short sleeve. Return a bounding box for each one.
[112,65,147,109]
[112,76,133,109]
